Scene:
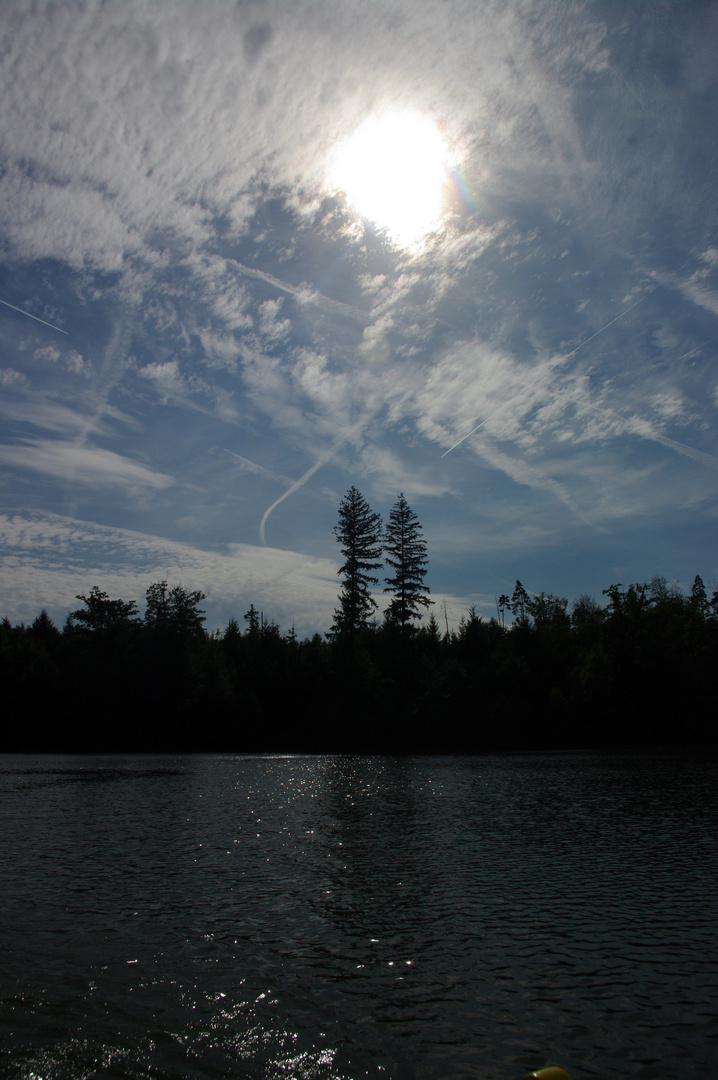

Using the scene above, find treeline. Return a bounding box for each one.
[1,573,715,753]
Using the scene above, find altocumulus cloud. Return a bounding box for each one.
[0,513,339,638]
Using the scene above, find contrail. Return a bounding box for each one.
[646,432,718,470]
[0,297,68,334]
[442,290,653,458]
[222,448,293,486]
[259,421,366,545]
[227,258,368,325]
[674,341,711,363]
[259,448,338,546]
[562,292,650,360]
[441,395,522,457]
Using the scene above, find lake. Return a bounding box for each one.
[1,752,716,1080]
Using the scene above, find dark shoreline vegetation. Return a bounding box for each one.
[2,490,716,753]
[2,571,717,754]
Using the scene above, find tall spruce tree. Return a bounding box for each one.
[332,486,383,637]
[383,493,432,631]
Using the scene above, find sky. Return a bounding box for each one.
[1,0,717,637]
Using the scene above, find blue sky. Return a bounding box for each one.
[1,0,717,637]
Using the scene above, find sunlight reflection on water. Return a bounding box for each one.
[0,752,717,1080]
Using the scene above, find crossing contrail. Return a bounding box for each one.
[442,290,653,458]
[0,297,68,334]
[441,396,521,457]
[561,291,650,361]
[227,258,368,325]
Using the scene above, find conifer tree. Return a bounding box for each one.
[511,580,531,627]
[691,574,708,617]
[383,493,432,631]
[332,486,383,637]
[244,604,261,635]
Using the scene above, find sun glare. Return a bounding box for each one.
[328,110,450,246]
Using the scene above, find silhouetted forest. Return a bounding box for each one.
[2,573,715,753]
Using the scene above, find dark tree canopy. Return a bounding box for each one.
[67,586,139,633]
[383,493,431,631]
[145,580,206,638]
[28,608,60,642]
[332,486,383,637]
[1,558,716,753]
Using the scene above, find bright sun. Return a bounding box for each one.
[328,109,450,246]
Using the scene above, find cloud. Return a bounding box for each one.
[0,295,68,334]
[0,395,108,437]
[0,369,29,388]
[0,509,489,635]
[0,3,563,279]
[1,1,716,625]
[33,345,61,364]
[358,444,449,500]
[0,441,173,493]
[0,511,341,637]
[138,359,184,403]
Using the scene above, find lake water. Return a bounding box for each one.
[1,752,716,1080]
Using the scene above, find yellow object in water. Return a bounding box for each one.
[524,1070,573,1080]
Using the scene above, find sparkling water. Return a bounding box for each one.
[1,752,716,1080]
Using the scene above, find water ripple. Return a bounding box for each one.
[0,752,716,1080]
